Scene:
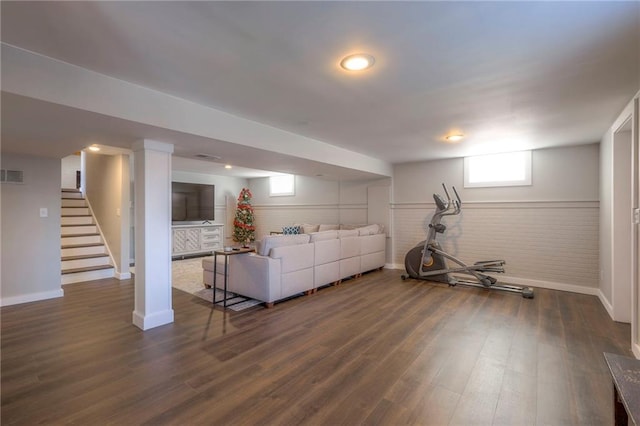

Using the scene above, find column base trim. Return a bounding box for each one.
[132,309,174,330]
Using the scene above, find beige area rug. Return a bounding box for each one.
[172,257,262,311]
[172,257,208,294]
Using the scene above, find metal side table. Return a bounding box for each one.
[212,247,254,308]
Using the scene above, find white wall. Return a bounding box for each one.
[249,175,340,239]
[395,144,599,203]
[85,153,130,276]
[172,170,248,245]
[61,154,80,189]
[248,175,389,241]
[599,90,639,341]
[1,154,63,305]
[393,144,600,293]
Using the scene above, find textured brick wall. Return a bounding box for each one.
[392,201,599,288]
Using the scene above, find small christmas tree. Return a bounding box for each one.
[232,188,256,245]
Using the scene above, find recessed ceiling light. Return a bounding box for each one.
[340,53,375,71]
[224,165,232,169]
[88,145,100,152]
[446,134,465,142]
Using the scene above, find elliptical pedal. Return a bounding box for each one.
[474,260,505,266]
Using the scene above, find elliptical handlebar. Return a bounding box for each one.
[452,185,461,213]
[439,183,461,216]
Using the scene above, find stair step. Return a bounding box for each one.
[62,255,111,270]
[61,235,102,245]
[61,224,96,229]
[62,264,114,275]
[60,228,100,238]
[61,267,115,285]
[61,209,90,216]
[61,254,109,261]
[61,216,94,225]
[61,242,105,249]
[62,188,81,193]
[62,199,87,207]
[62,244,107,257]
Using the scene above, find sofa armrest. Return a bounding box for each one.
[230,253,282,303]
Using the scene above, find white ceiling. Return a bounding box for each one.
[1,1,639,179]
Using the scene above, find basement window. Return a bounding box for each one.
[464,151,532,188]
[270,174,295,196]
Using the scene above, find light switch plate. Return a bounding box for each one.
[39,207,48,218]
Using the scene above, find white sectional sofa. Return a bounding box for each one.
[202,225,386,307]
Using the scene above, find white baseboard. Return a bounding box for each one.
[390,263,599,296]
[633,342,640,359]
[0,288,64,307]
[115,271,132,280]
[132,309,174,330]
[500,275,599,296]
[597,289,615,320]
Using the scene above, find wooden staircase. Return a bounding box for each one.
[61,189,115,284]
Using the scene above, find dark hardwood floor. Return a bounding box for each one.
[1,269,632,425]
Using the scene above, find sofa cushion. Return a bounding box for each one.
[309,230,338,242]
[340,236,361,259]
[339,223,367,230]
[360,233,386,255]
[314,238,341,265]
[270,242,314,274]
[318,224,339,232]
[257,234,311,256]
[337,229,359,238]
[357,224,381,236]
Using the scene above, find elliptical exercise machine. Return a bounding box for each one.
[401,184,534,299]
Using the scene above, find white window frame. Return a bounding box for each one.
[463,150,532,188]
[269,174,295,196]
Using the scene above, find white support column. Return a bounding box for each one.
[132,140,174,330]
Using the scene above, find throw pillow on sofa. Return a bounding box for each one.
[282,225,301,235]
[300,223,320,234]
[318,224,339,232]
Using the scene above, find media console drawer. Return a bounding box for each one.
[172,224,224,257]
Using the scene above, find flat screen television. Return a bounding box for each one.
[171,182,215,223]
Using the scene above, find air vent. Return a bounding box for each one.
[1,169,24,184]
[194,154,221,161]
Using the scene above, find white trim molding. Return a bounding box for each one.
[132,309,174,331]
[388,264,600,296]
[0,289,64,307]
[598,289,615,320]
[115,271,132,280]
